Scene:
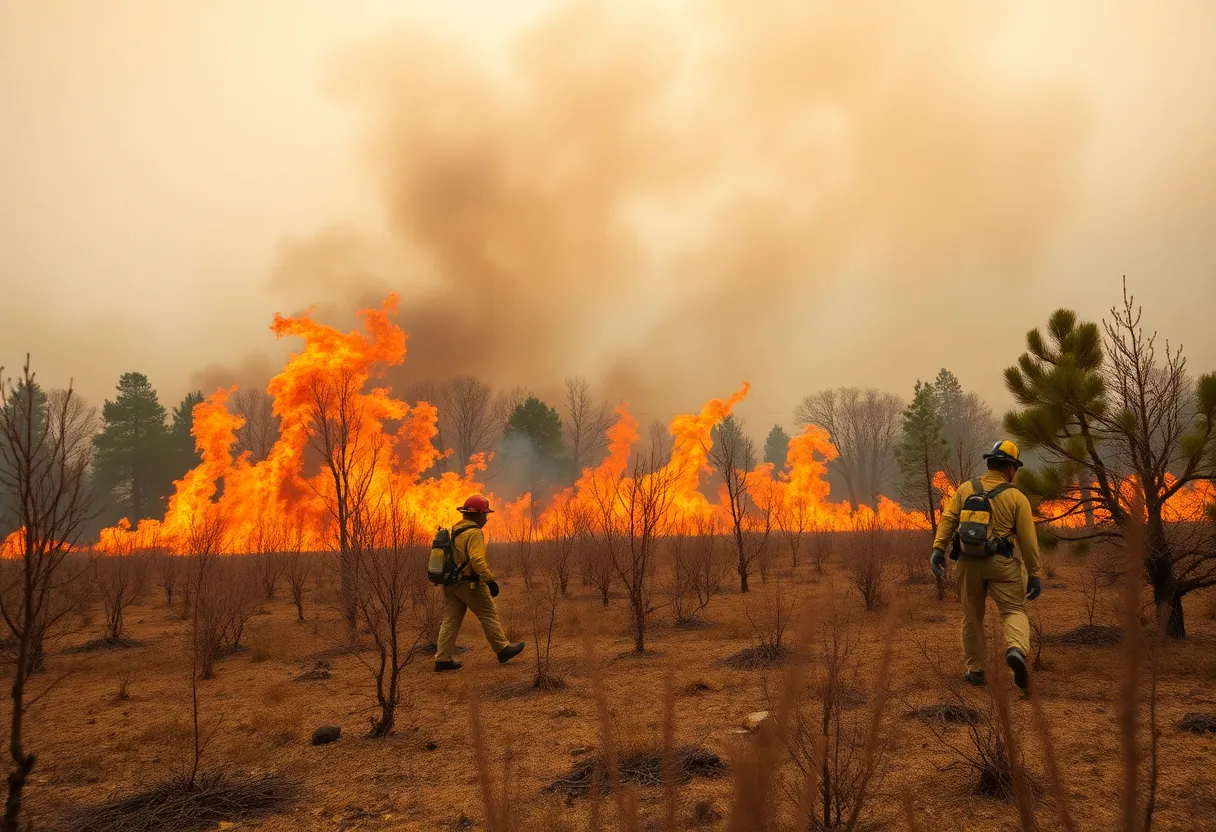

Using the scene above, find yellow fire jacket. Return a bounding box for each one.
[452,519,495,583]
[932,471,1043,578]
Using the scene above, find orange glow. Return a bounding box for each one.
[1041,475,1215,528]
[96,296,937,555]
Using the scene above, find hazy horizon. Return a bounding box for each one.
[3,1,1214,433]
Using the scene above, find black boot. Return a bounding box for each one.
[963,670,985,686]
[1006,647,1029,692]
[497,642,525,664]
[435,660,463,673]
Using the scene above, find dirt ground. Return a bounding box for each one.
[10,546,1216,832]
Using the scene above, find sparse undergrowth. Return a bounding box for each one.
[56,771,300,832]
[547,745,726,796]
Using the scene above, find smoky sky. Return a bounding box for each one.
[3,1,1215,435]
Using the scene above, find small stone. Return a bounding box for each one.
[311,725,342,745]
[570,744,593,756]
[743,711,771,732]
[424,741,439,751]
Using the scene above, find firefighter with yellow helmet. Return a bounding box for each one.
[432,495,525,672]
[930,440,1043,691]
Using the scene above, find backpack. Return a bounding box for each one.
[427,525,477,585]
[955,478,1015,558]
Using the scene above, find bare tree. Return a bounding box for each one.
[847,519,887,612]
[0,361,97,831]
[96,529,151,643]
[592,452,676,652]
[353,495,425,738]
[669,515,728,625]
[748,473,780,583]
[648,418,672,462]
[283,525,311,622]
[529,573,563,690]
[182,509,229,780]
[777,492,811,571]
[231,387,278,463]
[302,367,383,633]
[442,375,497,469]
[705,416,762,592]
[563,376,614,479]
[794,387,904,510]
[806,520,835,575]
[1005,286,1216,637]
[546,498,579,596]
[491,384,533,436]
[155,551,180,608]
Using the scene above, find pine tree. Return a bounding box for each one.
[93,373,169,523]
[1004,293,1216,638]
[896,380,947,534]
[763,424,790,467]
[504,397,566,493]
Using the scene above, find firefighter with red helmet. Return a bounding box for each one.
[433,495,525,672]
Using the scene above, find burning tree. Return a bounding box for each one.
[0,360,98,831]
[1005,286,1216,638]
[563,376,614,481]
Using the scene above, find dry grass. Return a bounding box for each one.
[12,535,1213,832]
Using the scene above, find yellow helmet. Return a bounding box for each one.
[984,440,1023,468]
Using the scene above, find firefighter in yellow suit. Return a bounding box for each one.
[434,495,525,672]
[930,441,1043,691]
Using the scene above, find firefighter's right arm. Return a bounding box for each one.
[932,487,964,552]
[463,529,496,583]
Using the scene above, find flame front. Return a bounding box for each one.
[97,295,943,556]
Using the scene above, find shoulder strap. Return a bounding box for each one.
[969,478,984,499]
[450,525,478,574]
[986,482,1014,501]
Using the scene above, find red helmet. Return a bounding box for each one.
[457,494,494,515]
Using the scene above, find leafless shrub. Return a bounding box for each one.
[778,604,894,828]
[94,542,150,644]
[806,521,834,575]
[529,577,563,691]
[353,495,426,738]
[725,581,794,669]
[155,553,180,608]
[846,521,887,612]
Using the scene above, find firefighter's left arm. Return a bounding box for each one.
[1013,492,1042,578]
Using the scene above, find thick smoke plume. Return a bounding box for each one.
[214,1,1090,422]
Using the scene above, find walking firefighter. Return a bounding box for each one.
[428,494,525,672]
[930,440,1044,692]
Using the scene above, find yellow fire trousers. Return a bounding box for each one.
[956,553,1030,674]
[434,581,510,662]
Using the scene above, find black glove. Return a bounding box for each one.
[487,580,500,598]
[1026,576,1042,601]
[929,548,946,579]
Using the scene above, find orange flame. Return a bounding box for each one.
[96,296,936,555]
